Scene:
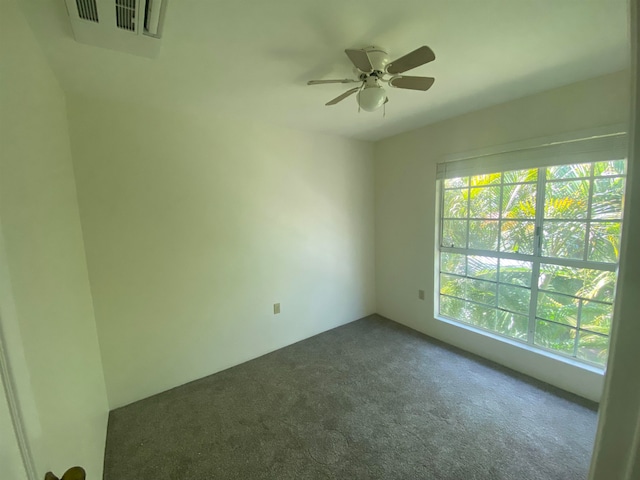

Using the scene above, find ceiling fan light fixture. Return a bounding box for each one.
[357,86,387,112]
[307,44,436,110]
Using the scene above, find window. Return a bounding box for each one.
[436,133,627,368]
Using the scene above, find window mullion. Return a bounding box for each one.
[497,176,504,253]
[496,176,504,311]
[464,176,470,275]
[437,180,444,317]
[439,180,445,248]
[465,185,471,249]
[583,163,595,261]
[573,300,583,358]
[527,167,546,345]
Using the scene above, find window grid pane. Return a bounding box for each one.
[438,159,626,368]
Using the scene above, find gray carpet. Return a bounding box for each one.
[103,315,598,480]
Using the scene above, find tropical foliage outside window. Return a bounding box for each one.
[438,160,626,367]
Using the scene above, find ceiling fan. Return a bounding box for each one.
[307,45,436,112]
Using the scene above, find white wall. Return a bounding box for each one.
[67,98,376,408]
[0,367,27,479]
[590,3,640,477]
[375,70,630,402]
[0,220,37,480]
[0,1,109,478]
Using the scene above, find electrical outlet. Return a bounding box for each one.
[273,303,280,314]
[418,290,425,300]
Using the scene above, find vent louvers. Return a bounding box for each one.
[76,0,99,22]
[115,0,136,31]
[64,0,165,58]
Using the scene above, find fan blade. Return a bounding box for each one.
[326,87,360,106]
[307,79,360,85]
[389,75,435,91]
[345,49,373,72]
[386,46,435,74]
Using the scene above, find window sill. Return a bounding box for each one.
[434,315,606,376]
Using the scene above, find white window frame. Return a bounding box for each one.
[434,125,628,369]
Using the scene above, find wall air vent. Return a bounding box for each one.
[64,0,167,58]
[76,0,99,22]
[115,0,136,32]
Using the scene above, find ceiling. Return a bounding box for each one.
[21,0,629,141]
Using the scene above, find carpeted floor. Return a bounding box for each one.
[104,315,598,480]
